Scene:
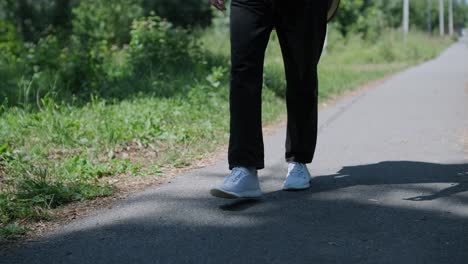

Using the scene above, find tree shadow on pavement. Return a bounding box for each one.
[1,161,467,264]
[309,161,468,202]
[219,198,264,211]
[224,160,468,212]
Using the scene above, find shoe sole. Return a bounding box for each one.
[282,180,312,191]
[210,188,262,199]
[282,185,310,191]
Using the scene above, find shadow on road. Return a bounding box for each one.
[310,161,468,201]
[219,198,263,211]
[218,160,468,212]
[2,161,467,264]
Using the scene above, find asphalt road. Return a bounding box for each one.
[2,38,467,264]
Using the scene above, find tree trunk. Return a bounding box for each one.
[448,0,453,36]
[403,0,410,35]
[439,0,445,36]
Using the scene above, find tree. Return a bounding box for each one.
[403,0,410,34]
[448,0,454,35]
[439,0,445,36]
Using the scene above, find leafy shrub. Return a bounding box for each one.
[10,35,85,104]
[21,35,62,83]
[0,20,22,59]
[0,20,23,104]
[129,15,201,73]
[72,0,143,46]
[0,0,73,42]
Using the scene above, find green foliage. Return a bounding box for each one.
[2,34,87,105]
[0,192,40,223]
[0,0,73,42]
[65,0,144,95]
[0,11,203,105]
[0,145,115,229]
[0,20,23,104]
[0,221,29,240]
[331,0,402,38]
[129,16,198,73]
[0,20,22,57]
[324,28,451,65]
[0,162,113,225]
[141,0,212,28]
[454,0,468,28]
[2,0,465,107]
[21,35,63,88]
[332,0,366,36]
[72,0,143,45]
[15,166,112,209]
[0,0,213,43]
[331,0,468,38]
[352,6,387,41]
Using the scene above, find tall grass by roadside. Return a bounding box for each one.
[0,28,452,239]
[200,27,451,100]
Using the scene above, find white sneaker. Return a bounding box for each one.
[282,162,312,191]
[210,167,262,199]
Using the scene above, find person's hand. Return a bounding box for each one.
[211,0,226,11]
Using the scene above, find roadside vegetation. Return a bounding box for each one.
[0,0,464,239]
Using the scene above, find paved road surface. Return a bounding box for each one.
[2,38,467,264]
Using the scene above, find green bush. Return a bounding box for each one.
[0,12,206,106]
[72,0,143,46]
[7,34,88,105]
[0,0,75,43]
[129,15,199,73]
[0,0,213,44]
[0,20,23,105]
[0,20,22,58]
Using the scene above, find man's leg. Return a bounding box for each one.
[228,0,274,170]
[274,0,328,165]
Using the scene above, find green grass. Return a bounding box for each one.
[0,28,452,240]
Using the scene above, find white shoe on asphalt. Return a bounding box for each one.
[282,162,312,191]
[210,167,262,199]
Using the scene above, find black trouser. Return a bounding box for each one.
[228,0,328,170]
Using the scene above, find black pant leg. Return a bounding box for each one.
[228,0,274,170]
[273,0,328,164]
